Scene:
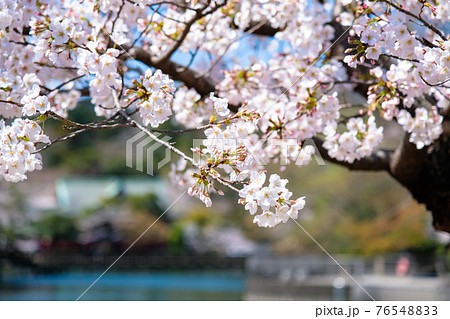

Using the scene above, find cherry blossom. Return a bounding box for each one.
[238,171,306,228]
[0,119,49,182]
[128,69,175,127]
[0,0,449,229]
[209,93,230,117]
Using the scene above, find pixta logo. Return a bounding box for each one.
[126,131,171,176]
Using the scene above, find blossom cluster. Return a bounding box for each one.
[323,116,384,163]
[341,1,449,150]
[170,110,266,213]
[0,119,50,182]
[245,90,343,166]
[21,85,50,116]
[216,56,347,167]
[187,167,216,208]
[129,69,175,127]
[397,108,443,149]
[198,121,255,182]
[173,87,208,128]
[51,90,82,118]
[134,4,239,60]
[209,93,230,117]
[238,172,306,228]
[217,64,268,106]
[77,47,122,118]
[0,72,48,118]
[235,0,334,60]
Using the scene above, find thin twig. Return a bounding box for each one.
[111,0,126,34]
[35,122,136,153]
[419,74,450,88]
[44,74,85,93]
[381,53,420,63]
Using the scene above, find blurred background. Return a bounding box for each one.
[2,0,450,301]
[1,98,450,301]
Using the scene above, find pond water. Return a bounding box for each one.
[0,271,245,301]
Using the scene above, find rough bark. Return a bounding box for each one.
[127,47,216,96]
[394,136,450,232]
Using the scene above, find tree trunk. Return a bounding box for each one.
[404,136,450,232]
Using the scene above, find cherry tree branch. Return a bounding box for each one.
[123,45,392,174]
[126,46,216,96]
[380,0,447,41]
[381,53,421,63]
[242,21,281,36]
[111,0,126,34]
[197,18,270,79]
[153,1,215,65]
[118,109,240,192]
[126,0,198,12]
[312,137,393,172]
[42,74,85,93]
[419,74,450,88]
[115,6,438,179]
[389,134,429,185]
[35,121,136,153]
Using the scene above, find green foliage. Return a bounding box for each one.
[126,193,164,215]
[31,212,78,241]
[167,222,184,254]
